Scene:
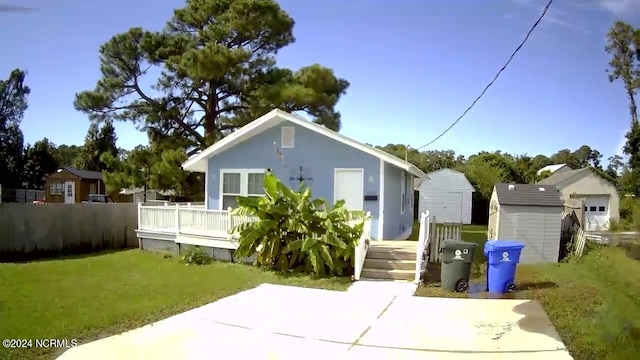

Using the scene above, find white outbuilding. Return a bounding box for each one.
[417,168,475,224]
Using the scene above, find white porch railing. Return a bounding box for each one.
[353,212,372,281]
[137,204,257,238]
[138,204,371,248]
[415,210,432,284]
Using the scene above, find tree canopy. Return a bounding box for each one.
[0,69,29,188]
[74,0,349,152]
[606,21,640,196]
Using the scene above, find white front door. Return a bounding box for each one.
[334,169,364,211]
[585,196,609,231]
[64,181,75,204]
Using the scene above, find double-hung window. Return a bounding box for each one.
[221,169,266,209]
[50,182,63,195]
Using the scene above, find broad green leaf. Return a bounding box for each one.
[318,244,334,271]
[282,239,303,253]
[301,236,317,252]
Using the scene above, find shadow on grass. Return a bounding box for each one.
[0,248,132,264]
[517,281,558,291]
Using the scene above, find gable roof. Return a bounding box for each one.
[536,168,590,187]
[182,109,427,178]
[424,168,476,192]
[494,183,563,207]
[536,163,569,175]
[62,167,103,180]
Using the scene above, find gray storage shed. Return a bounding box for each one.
[487,183,563,264]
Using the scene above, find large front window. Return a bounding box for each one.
[221,169,266,209]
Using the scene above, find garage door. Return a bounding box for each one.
[585,196,610,231]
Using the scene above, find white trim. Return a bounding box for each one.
[176,235,238,249]
[333,168,365,211]
[378,159,385,241]
[218,168,266,209]
[204,159,209,209]
[136,230,177,242]
[400,171,406,215]
[182,109,426,178]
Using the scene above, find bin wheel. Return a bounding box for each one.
[456,280,469,293]
[506,283,517,293]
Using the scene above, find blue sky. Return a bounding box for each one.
[2,0,639,163]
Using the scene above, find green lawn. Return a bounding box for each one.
[415,225,640,360]
[0,249,351,360]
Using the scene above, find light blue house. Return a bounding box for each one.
[182,109,426,240]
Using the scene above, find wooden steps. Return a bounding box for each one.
[360,241,417,281]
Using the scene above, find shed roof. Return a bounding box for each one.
[494,183,563,207]
[61,167,103,180]
[536,168,590,187]
[182,109,426,178]
[536,163,569,175]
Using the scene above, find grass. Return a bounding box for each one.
[414,224,640,360]
[0,249,351,360]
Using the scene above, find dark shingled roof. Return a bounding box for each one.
[536,168,589,187]
[63,167,103,180]
[495,183,563,207]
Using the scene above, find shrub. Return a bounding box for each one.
[180,246,212,266]
[230,172,366,276]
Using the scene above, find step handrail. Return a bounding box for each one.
[415,210,430,284]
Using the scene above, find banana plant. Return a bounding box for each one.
[230,172,366,275]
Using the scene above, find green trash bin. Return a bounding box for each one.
[440,240,478,292]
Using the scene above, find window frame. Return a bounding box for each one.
[281,126,295,148]
[219,169,266,210]
[49,182,64,195]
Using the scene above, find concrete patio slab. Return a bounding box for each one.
[58,283,573,360]
[350,296,572,359]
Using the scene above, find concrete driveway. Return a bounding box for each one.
[58,284,573,359]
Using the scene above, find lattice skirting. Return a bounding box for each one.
[139,237,258,264]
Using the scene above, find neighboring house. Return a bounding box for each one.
[536,163,572,176]
[182,109,427,240]
[417,168,474,224]
[487,183,563,264]
[45,167,105,204]
[120,187,175,203]
[537,168,620,231]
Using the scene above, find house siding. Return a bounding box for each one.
[496,205,562,264]
[418,169,473,224]
[382,163,413,239]
[556,172,620,223]
[206,120,385,239]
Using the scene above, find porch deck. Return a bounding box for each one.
[136,204,426,282]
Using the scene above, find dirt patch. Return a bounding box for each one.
[619,243,640,260]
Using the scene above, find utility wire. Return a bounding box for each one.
[415,0,553,150]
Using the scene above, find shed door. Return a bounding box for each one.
[585,196,609,231]
[334,169,364,211]
[64,181,75,204]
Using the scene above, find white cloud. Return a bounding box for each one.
[598,0,640,17]
[510,0,590,34]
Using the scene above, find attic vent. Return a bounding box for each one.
[539,187,546,192]
[281,126,295,148]
[508,184,515,191]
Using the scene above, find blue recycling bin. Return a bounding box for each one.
[484,240,525,293]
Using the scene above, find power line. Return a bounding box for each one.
[415,0,553,151]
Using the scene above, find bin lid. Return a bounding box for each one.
[442,239,478,249]
[484,240,525,252]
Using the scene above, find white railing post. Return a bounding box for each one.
[137,202,142,230]
[227,207,233,237]
[415,210,429,284]
[175,204,180,235]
